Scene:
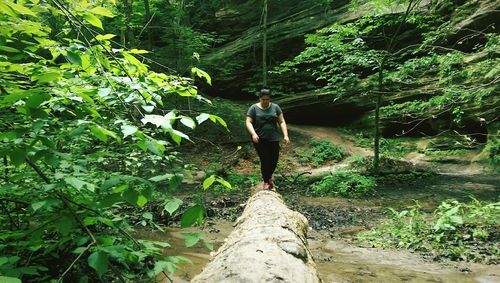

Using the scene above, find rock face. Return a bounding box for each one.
[200,0,498,144]
[192,190,321,283]
[202,0,352,99]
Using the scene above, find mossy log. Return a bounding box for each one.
[192,190,321,283]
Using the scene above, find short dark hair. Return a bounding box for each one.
[259,88,271,97]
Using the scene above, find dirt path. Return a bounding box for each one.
[287,124,489,176]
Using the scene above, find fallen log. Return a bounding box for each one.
[192,190,321,283]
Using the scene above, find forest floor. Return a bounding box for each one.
[141,124,499,282]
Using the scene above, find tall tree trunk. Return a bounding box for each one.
[120,0,134,48]
[374,60,384,174]
[262,0,268,86]
[372,0,418,174]
[143,0,153,50]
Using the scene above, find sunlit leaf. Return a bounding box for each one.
[217,177,232,189]
[0,3,17,17]
[121,125,137,138]
[83,13,103,30]
[191,67,212,85]
[180,117,195,129]
[196,113,210,124]
[129,48,149,54]
[95,34,116,41]
[36,72,60,83]
[89,7,114,17]
[6,1,36,16]
[202,175,215,190]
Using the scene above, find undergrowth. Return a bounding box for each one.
[356,199,500,263]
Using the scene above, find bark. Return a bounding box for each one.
[192,190,321,283]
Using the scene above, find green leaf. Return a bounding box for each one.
[98,193,121,208]
[0,276,22,283]
[152,260,177,276]
[0,257,9,266]
[65,177,95,192]
[164,198,182,215]
[121,125,137,138]
[203,175,215,190]
[122,189,139,206]
[180,117,195,129]
[169,129,190,145]
[142,212,153,220]
[26,92,51,108]
[9,148,25,167]
[149,174,173,182]
[196,113,210,124]
[183,233,202,247]
[137,195,148,207]
[217,177,232,189]
[66,51,82,66]
[91,126,119,142]
[36,72,60,83]
[83,13,103,30]
[191,67,212,85]
[88,251,108,277]
[168,174,182,191]
[210,115,227,128]
[0,46,20,53]
[129,48,149,54]
[32,201,46,212]
[6,1,36,16]
[89,7,114,17]
[141,114,174,130]
[0,3,17,17]
[95,34,116,41]
[180,205,204,228]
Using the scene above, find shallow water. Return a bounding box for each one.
[140,174,499,282]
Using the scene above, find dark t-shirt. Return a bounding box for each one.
[246,103,282,142]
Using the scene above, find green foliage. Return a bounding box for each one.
[311,173,377,198]
[343,129,416,159]
[0,1,225,281]
[294,140,346,167]
[485,132,500,167]
[357,199,500,263]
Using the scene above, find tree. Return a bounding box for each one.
[262,0,268,86]
[273,0,498,172]
[0,0,223,281]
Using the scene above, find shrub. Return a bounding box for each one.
[294,140,346,167]
[357,199,500,263]
[311,173,377,198]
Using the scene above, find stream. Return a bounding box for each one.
[138,173,499,283]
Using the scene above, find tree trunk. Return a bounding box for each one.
[262,0,268,86]
[143,0,153,50]
[192,191,321,283]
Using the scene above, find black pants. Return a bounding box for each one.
[253,141,280,182]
